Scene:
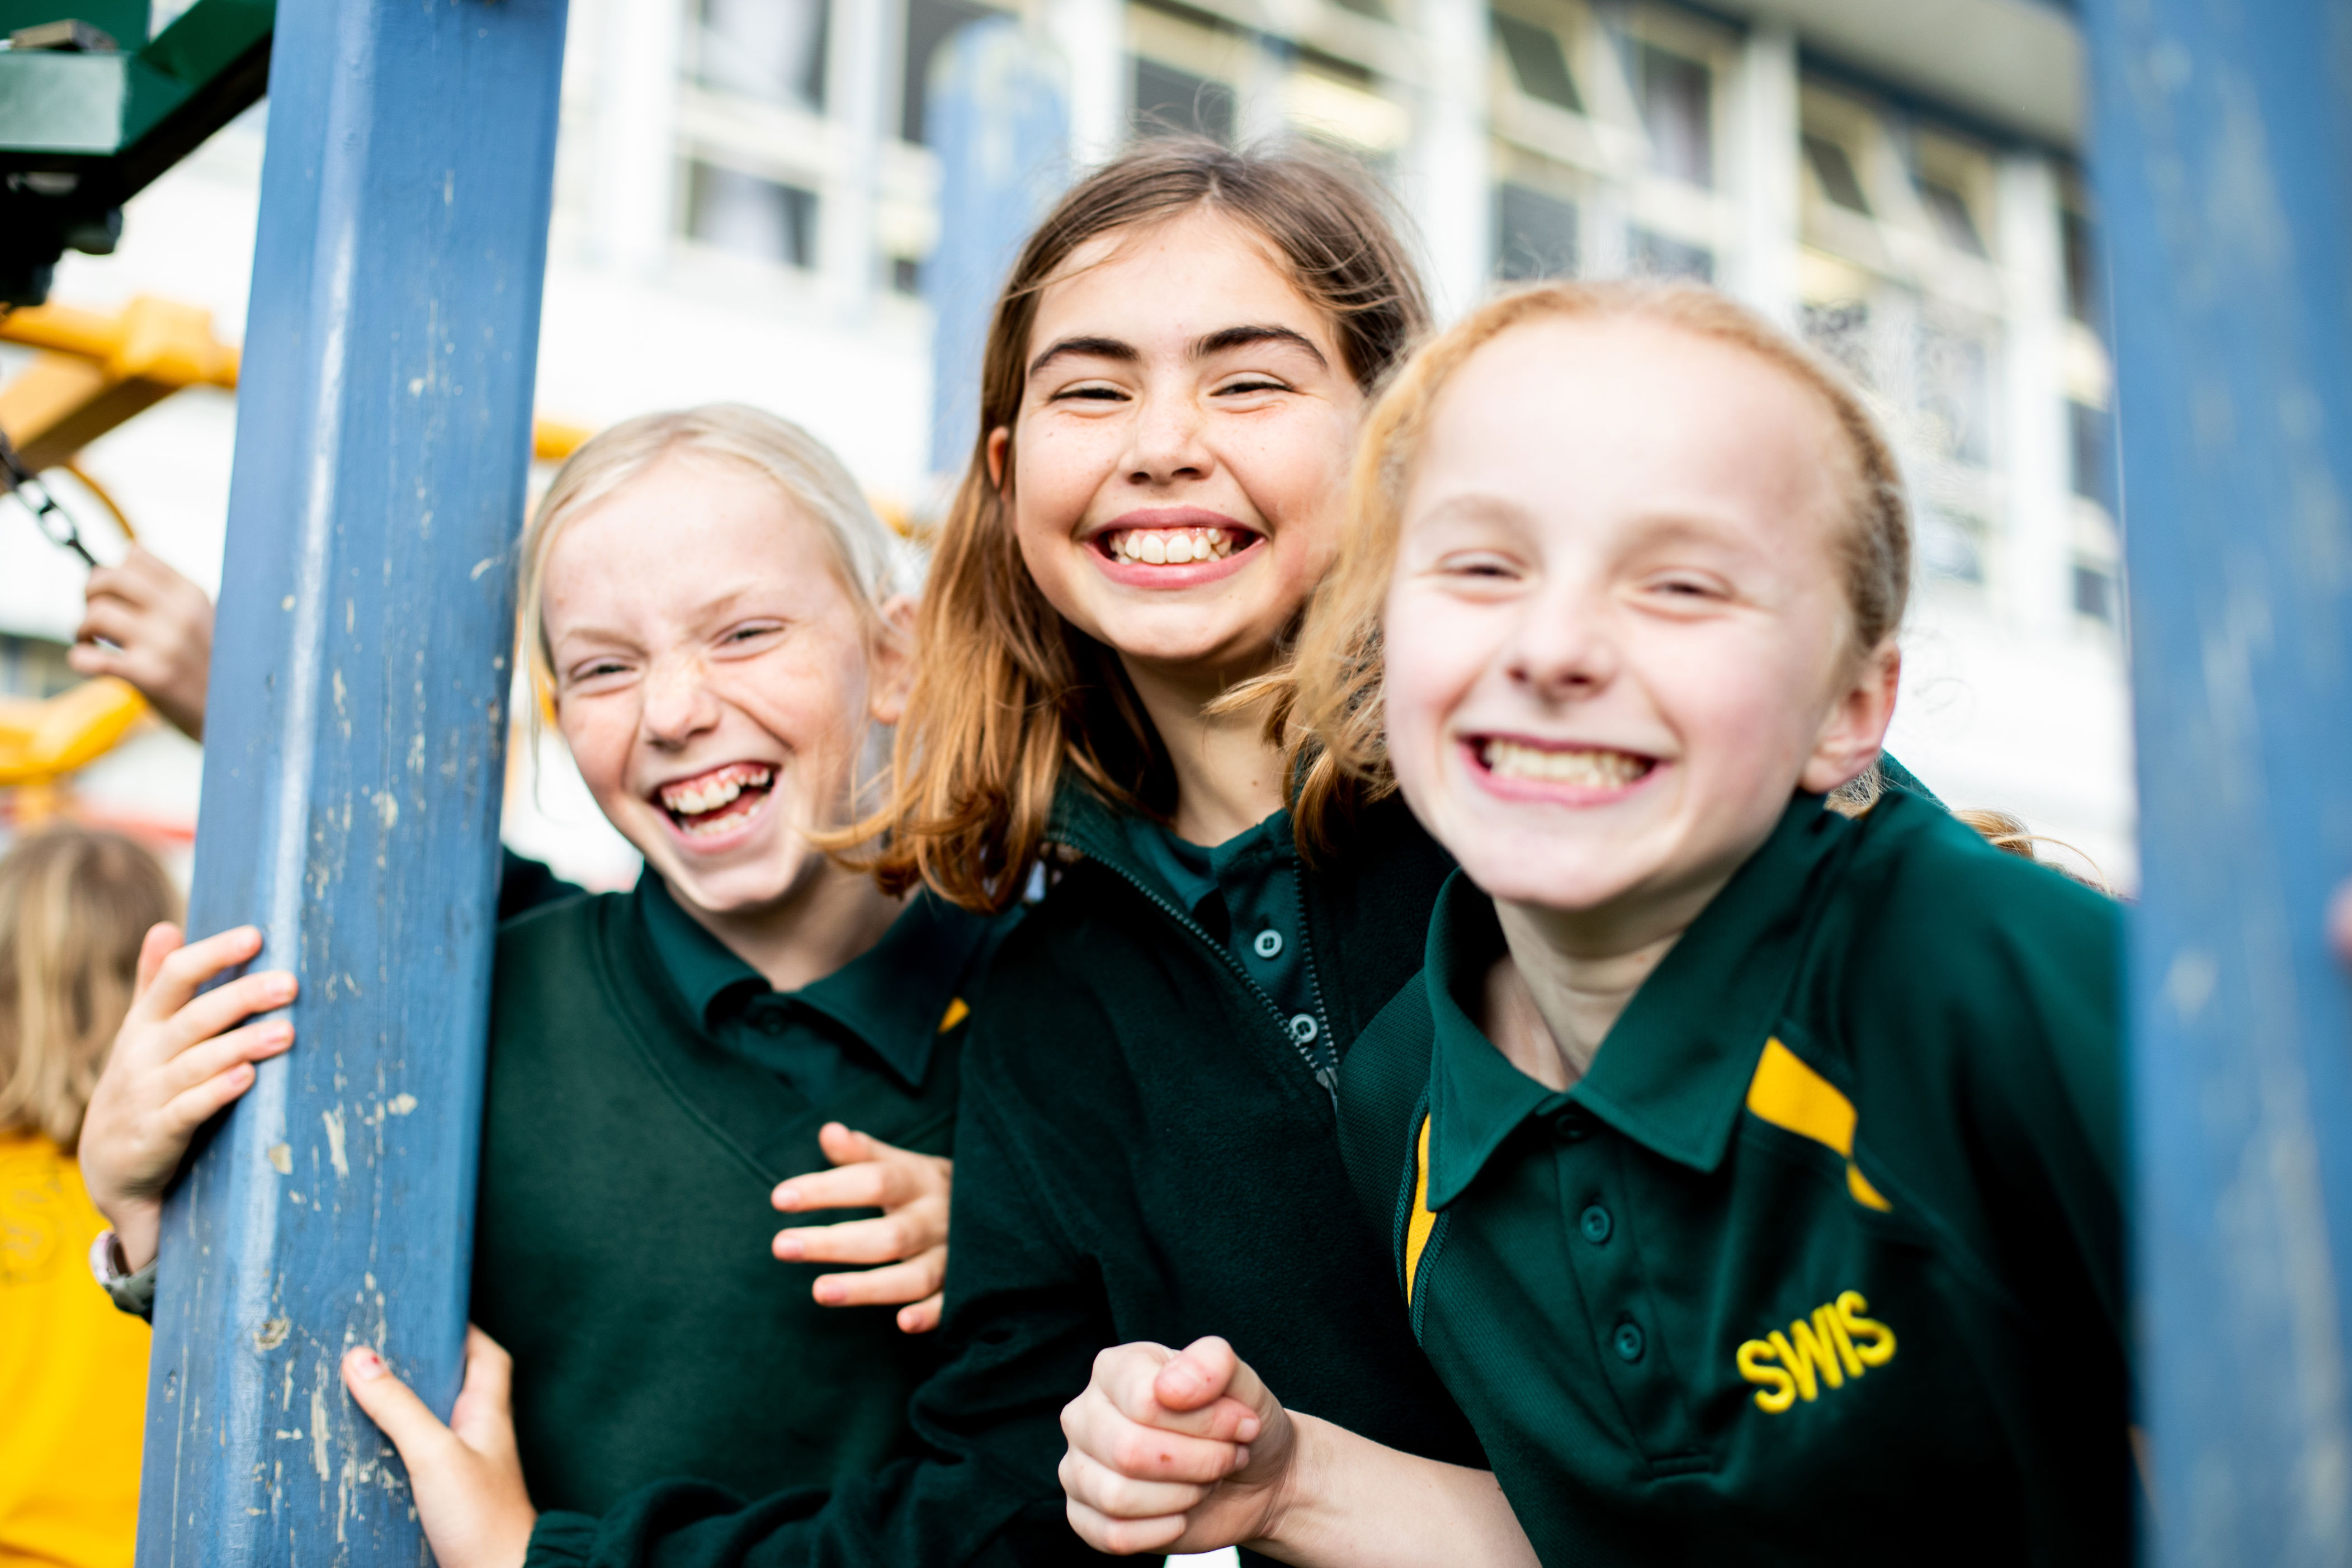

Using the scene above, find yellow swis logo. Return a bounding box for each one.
[1735,1290,1896,1413]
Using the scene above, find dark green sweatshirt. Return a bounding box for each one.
[474,881,995,1515]
[526,790,1486,1567]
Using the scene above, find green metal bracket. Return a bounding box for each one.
[0,0,273,306]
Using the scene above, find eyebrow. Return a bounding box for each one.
[1025,323,1330,379]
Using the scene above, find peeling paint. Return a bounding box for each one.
[320,1108,348,1180]
[253,1317,290,1352]
[385,1093,417,1117]
[374,792,399,830]
[265,1144,292,1175]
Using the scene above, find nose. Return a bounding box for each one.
[1123,385,1212,488]
[1504,585,1619,703]
[639,650,721,749]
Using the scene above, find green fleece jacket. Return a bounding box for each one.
[527,789,1486,1568]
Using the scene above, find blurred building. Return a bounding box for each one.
[0,0,2129,887]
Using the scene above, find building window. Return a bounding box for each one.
[1495,14,1582,114]
[1918,179,1987,256]
[695,0,828,114]
[1920,510,1988,584]
[1801,299,1874,389]
[1494,184,1578,280]
[2070,399,2112,503]
[2073,562,2118,624]
[2063,207,2101,325]
[1132,56,1238,143]
[901,0,997,144]
[1917,322,1992,466]
[1803,134,1871,214]
[687,163,820,270]
[1630,228,1711,282]
[1634,43,1710,187]
[891,256,923,295]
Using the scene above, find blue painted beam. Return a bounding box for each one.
[135,1,566,1562]
[2081,2,2352,1561]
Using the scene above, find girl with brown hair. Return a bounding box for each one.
[0,826,181,1568]
[346,136,1489,1568]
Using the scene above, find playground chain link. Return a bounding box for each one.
[0,423,100,568]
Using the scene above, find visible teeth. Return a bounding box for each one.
[1483,740,1649,787]
[1108,527,1240,564]
[660,763,773,817]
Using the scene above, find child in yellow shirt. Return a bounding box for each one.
[0,827,180,1568]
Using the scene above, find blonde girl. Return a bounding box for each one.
[348,138,1491,1568]
[78,407,996,1545]
[0,826,180,1568]
[1062,282,2127,1567]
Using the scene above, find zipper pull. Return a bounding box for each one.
[1314,1064,1338,1111]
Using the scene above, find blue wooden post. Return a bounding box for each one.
[2082,3,2352,1561]
[135,1,566,1561]
[923,16,1069,478]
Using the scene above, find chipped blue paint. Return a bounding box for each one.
[135,0,566,1562]
[2084,2,2352,1562]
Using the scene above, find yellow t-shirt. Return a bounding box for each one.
[0,1134,145,1568]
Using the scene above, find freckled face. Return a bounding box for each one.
[1382,317,1881,921]
[541,452,896,917]
[996,207,1365,687]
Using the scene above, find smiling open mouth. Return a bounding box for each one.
[1098,525,1258,565]
[657,762,775,838]
[1475,738,1656,789]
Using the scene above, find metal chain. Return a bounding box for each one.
[0,422,98,567]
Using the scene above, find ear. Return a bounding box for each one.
[985,427,1011,491]
[866,593,919,728]
[1799,638,1901,795]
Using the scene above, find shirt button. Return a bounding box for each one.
[1579,1205,1613,1245]
[1612,1320,1646,1364]
[1288,1013,1319,1045]
[1253,929,1284,960]
[1553,1110,1590,1143]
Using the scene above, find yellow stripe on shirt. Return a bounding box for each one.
[1405,1113,1440,1302]
[1745,1038,1892,1211]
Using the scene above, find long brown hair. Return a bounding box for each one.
[1287,280,1911,848]
[0,827,181,1151]
[867,137,1430,913]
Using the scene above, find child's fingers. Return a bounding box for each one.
[772,1159,933,1215]
[156,1061,265,1140]
[809,1250,945,1309]
[157,1019,293,1097]
[1080,1347,1260,1442]
[774,1210,937,1265]
[134,922,183,996]
[816,1121,879,1166]
[1060,1443,1225,1519]
[135,926,267,1023]
[342,1347,458,1465]
[1063,1495,1191,1558]
[1146,1336,1241,1413]
[447,1327,516,1454]
[160,969,297,1055]
[896,1292,943,1334]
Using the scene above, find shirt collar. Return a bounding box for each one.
[1422,793,1849,1207]
[1052,783,1292,920]
[634,875,989,1089]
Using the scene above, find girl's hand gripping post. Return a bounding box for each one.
[343,1328,535,1568]
[772,1121,953,1333]
[78,922,297,1272]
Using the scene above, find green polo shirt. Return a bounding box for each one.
[1116,809,1338,1090]
[1338,790,2128,1566]
[472,876,1002,1517]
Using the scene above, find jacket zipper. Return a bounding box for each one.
[1079,849,1341,1112]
